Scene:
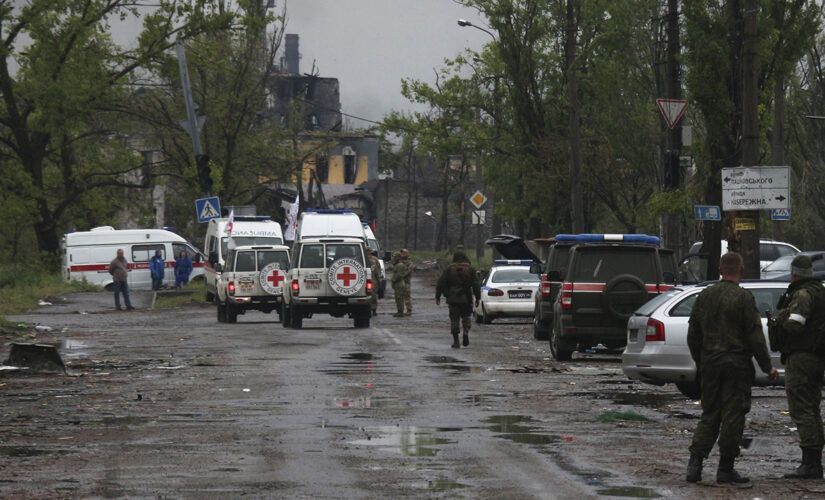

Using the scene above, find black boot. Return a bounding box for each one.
[716,456,749,484]
[462,326,469,347]
[686,454,703,483]
[451,333,460,349]
[784,448,824,479]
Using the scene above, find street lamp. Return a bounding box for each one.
[457,19,496,40]
[424,211,437,251]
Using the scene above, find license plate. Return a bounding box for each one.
[239,283,254,293]
[304,279,321,290]
[508,290,531,299]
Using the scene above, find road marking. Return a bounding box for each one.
[380,328,401,345]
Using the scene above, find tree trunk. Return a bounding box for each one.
[740,0,760,279]
[771,74,785,240]
[565,0,584,233]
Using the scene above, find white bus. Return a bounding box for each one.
[61,226,205,289]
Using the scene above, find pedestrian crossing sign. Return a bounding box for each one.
[196,197,221,222]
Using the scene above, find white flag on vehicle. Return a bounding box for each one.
[225,208,236,250]
[284,192,299,241]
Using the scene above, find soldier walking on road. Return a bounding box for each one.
[399,249,413,315]
[391,250,413,317]
[368,249,381,317]
[435,250,481,348]
[771,254,825,479]
[686,252,778,484]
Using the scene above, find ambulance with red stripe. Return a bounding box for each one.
[281,209,374,329]
[549,234,676,361]
[61,226,204,290]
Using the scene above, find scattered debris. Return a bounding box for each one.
[4,343,66,374]
[34,325,53,332]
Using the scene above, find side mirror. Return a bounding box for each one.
[209,251,218,265]
[662,271,675,284]
[529,262,542,275]
[547,270,562,281]
[215,263,223,273]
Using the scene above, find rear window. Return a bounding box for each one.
[258,250,290,271]
[235,251,256,272]
[300,244,324,268]
[670,286,785,318]
[570,247,658,283]
[491,268,540,283]
[634,288,682,316]
[548,245,571,271]
[325,244,364,267]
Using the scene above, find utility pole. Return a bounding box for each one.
[663,0,683,254]
[740,0,760,278]
[176,41,209,195]
[565,0,583,233]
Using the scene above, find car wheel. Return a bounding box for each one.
[206,290,215,303]
[281,302,291,328]
[482,305,492,324]
[603,274,648,320]
[550,321,573,361]
[216,298,226,323]
[675,381,701,400]
[533,319,549,340]
[290,304,302,329]
[354,309,371,328]
[226,302,238,324]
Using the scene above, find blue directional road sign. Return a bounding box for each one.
[771,208,791,221]
[694,205,721,221]
[196,197,221,223]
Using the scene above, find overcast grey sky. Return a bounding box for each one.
[282,1,491,126]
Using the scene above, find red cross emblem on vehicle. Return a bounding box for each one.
[336,267,357,286]
[267,269,284,287]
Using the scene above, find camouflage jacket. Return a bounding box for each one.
[368,255,381,283]
[687,280,772,374]
[391,259,412,285]
[435,262,481,305]
[776,278,825,356]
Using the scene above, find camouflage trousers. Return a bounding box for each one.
[785,352,825,451]
[370,291,378,312]
[393,282,411,313]
[448,304,472,335]
[689,355,754,459]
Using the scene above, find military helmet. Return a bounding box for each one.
[791,254,813,277]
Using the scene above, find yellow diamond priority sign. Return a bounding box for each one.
[469,190,487,209]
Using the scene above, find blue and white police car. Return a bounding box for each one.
[474,260,541,324]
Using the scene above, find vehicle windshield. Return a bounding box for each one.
[491,268,540,283]
[571,247,658,283]
[222,236,283,257]
[367,239,380,252]
[763,255,794,272]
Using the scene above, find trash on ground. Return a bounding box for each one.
[34,325,53,332]
[4,343,66,374]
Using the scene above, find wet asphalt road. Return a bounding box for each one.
[2,274,824,499]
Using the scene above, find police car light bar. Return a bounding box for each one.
[554,233,660,245]
[494,259,535,265]
[234,215,271,221]
[306,208,352,214]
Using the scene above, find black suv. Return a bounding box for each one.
[549,234,676,361]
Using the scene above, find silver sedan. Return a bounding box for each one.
[621,281,787,398]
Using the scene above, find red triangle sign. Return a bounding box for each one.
[656,99,688,129]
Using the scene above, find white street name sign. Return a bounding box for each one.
[721,166,790,210]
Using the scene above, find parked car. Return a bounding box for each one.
[474,260,540,324]
[761,251,825,280]
[549,234,675,361]
[621,280,787,399]
[689,239,800,270]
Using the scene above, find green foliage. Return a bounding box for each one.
[153,280,206,309]
[0,265,99,317]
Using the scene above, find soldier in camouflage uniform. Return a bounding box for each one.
[399,249,413,315]
[435,250,481,348]
[390,252,407,317]
[368,249,381,317]
[686,252,778,484]
[772,254,825,479]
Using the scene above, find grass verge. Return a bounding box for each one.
[153,279,206,309]
[0,265,100,319]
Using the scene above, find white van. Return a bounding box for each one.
[689,239,800,270]
[362,223,387,297]
[203,216,284,301]
[61,226,204,290]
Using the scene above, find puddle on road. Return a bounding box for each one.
[319,353,388,376]
[332,397,399,409]
[349,425,457,457]
[484,415,558,445]
[423,355,485,374]
[568,391,681,410]
[464,393,508,405]
[0,446,69,457]
[344,353,374,361]
[596,486,661,498]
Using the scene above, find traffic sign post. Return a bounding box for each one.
[771,208,791,221]
[471,209,486,225]
[656,99,688,129]
[694,205,721,221]
[721,166,790,211]
[469,190,487,209]
[196,197,221,223]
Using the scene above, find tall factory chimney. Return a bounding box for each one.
[284,34,300,74]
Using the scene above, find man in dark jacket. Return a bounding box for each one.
[150,249,165,290]
[686,252,778,484]
[174,250,193,287]
[435,251,481,348]
[774,254,825,479]
[108,249,133,310]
